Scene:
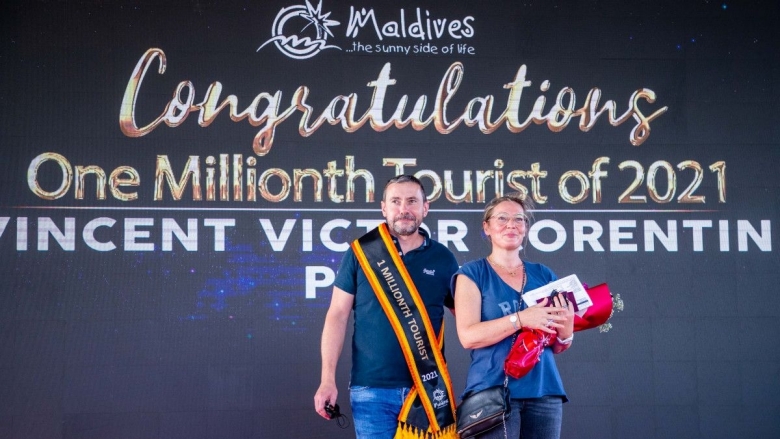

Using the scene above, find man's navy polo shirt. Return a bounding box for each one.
[334,227,459,388]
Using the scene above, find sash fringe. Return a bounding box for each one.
[394,422,459,439]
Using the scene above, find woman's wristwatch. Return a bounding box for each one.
[509,312,521,330]
[556,334,574,345]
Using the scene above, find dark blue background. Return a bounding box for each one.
[1,1,778,438]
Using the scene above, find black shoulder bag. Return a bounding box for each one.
[455,377,510,438]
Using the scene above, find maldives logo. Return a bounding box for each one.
[257,0,341,59]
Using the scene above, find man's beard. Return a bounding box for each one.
[390,213,419,236]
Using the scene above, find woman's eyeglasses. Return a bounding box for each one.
[489,213,529,227]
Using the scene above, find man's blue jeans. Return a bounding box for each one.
[477,396,563,439]
[350,386,411,439]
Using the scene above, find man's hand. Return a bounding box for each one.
[314,382,338,420]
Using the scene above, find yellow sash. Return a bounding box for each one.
[352,223,458,439]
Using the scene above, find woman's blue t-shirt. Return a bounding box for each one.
[453,258,567,402]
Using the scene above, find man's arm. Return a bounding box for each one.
[313,287,354,419]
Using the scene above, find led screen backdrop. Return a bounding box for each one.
[1,1,778,438]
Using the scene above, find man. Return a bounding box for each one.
[314,175,460,439]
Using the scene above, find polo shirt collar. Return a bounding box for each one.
[389,227,430,255]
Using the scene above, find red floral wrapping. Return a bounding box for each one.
[573,283,613,332]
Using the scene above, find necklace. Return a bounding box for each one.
[487,256,524,277]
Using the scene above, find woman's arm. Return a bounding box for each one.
[454,274,518,349]
[454,274,566,350]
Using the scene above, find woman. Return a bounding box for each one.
[453,194,574,439]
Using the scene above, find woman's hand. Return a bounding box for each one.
[552,294,574,340]
[518,297,568,335]
[550,294,575,353]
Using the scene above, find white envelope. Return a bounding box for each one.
[522,274,593,317]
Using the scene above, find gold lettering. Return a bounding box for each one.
[120,50,668,155]
[154,155,201,201]
[109,166,140,202]
[293,169,323,202]
[258,169,291,202]
[27,153,73,200]
[75,165,107,200]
